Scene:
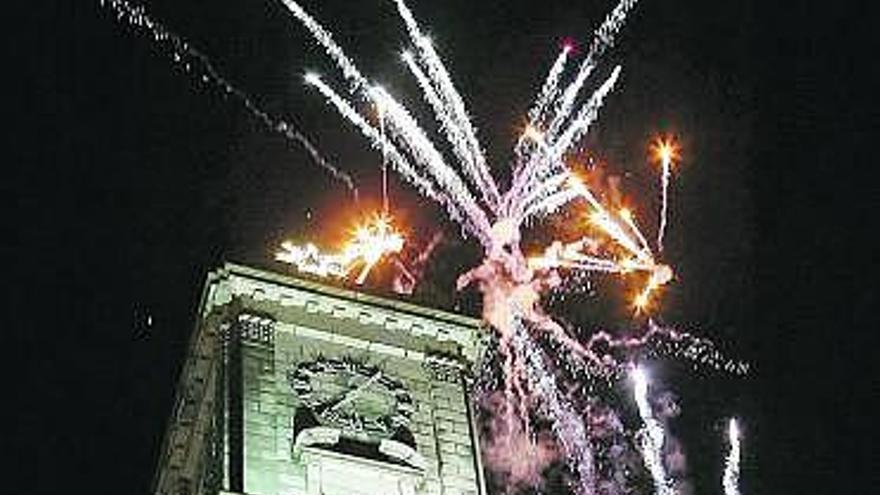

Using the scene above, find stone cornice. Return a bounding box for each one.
[203,262,486,363]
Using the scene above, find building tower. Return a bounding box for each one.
[153,263,487,495]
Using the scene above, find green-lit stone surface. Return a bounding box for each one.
[154,263,486,495]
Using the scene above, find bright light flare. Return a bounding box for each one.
[723,418,742,495]
[651,136,680,167]
[588,211,646,261]
[523,125,545,143]
[276,213,405,284]
[633,290,651,312]
[633,263,673,313]
[526,171,677,313]
[651,136,680,252]
[354,215,404,263]
[631,366,648,399]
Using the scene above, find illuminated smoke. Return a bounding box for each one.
[479,392,560,490]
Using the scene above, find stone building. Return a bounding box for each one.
[153,262,487,495]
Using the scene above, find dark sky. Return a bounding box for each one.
[10,0,877,493]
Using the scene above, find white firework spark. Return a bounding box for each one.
[281,0,672,311]
[391,0,501,211]
[275,214,404,284]
[723,418,742,495]
[514,319,598,495]
[546,0,639,142]
[304,74,439,201]
[278,0,370,91]
[651,137,679,252]
[98,0,359,197]
[100,0,750,492]
[514,44,572,167]
[632,367,674,495]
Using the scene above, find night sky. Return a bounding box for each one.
[10,0,876,493]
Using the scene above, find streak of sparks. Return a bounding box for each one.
[98,0,358,198]
[514,320,598,495]
[632,367,674,495]
[101,0,750,492]
[620,208,651,252]
[529,175,674,311]
[275,214,404,284]
[283,0,668,313]
[652,137,680,252]
[723,418,742,495]
[272,2,747,492]
[514,45,572,166]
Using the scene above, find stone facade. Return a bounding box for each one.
[153,263,487,495]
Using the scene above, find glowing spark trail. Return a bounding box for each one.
[723,418,742,495]
[275,214,404,283]
[620,208,652,254]
[514,320,598,495]
[278,0,369,91]
[551,65,622,160]
[102,0,751,492]
[391,0,501,210]
[98,0,358,198]
[507,65,623,219]
[547,0,639,141]
[632,367,674,495]
[529,44,573,127]
[400,49,483,199]
[514,44,572,166]
[368,85,493,245]
[304,74,440,202]
[652,137,679,252]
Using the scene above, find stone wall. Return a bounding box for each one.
[153,263,486,495]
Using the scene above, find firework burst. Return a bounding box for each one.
[276,213,404,284]
[101,0,748,492]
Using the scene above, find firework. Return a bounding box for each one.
[651,137,680,252]
[723,418,742,495]
[274,0,748,491]
[103,0,749,492]
[631,367,673,495]
[276,213,404,284]
[514,321,599,495]
[281,0,669,314]
[99,0,359,198]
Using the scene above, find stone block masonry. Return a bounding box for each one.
[153,263,487,495]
